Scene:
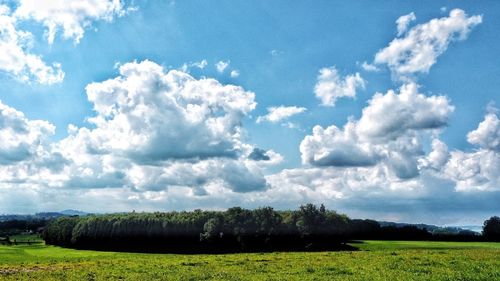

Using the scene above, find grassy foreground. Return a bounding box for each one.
[0,239,499,280]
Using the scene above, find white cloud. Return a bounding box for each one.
[265,164,500,225]
[0,60,280,199]
[0,92,497,223]
[83,60,256,161]
[0,45,497,224]
[247,148,283,165]
[396,12,416,36]
[267,165,426,204]
[191,59,208,69]
[444,111,500,191]
[301,83,454,180]
[300,92,499,195]
[0,0,134,84]
[230,70,240,78]
[361,61,380,72]
[14,0,129,44]
[270,49,283,56]
[125,159,268,193]
[419,139,450,170]
[265,109,500,222]
[215,60,229,73]
[445,149,499,192]
[0,5,64,84]
[300,122,380,167]
[314,66,365,106]
[467,113,500,152]
[55,60,272,193]
[256,106,306,124]
[0,100,55,164]
[374,9,482,80]
[180,59,209,72]
[356,83,454,141]
[282,122,302,130]
[486,101,499,114]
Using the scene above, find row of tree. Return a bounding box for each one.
[0,219,47,236]
[42,205,500,253]
[43,205,356,252]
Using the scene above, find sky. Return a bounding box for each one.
[0,0,499,227]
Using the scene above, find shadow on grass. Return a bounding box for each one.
[66,239,360,254]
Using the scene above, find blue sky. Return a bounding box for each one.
[0,0,499,226]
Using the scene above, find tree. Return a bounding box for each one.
[200,217,223,241]
[483,216,500,241]
[294,204,326,237]
[42,216,79,246]
[253,207,282,237]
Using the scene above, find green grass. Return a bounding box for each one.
[353,240,500,251]
[0,238,499,280]
[0,234,44,246]
[7,234,44,243]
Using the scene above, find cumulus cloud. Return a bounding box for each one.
[300,122,380,167]
[0,100,55,164]
[267,165,426,204]
[0,5,64,84]
[0,60,279,199]
[248,148,270,161]
[445,149,500,192]
[192,59,208,69]
[83,60,257,162]
[301,82,456,183]
[467,113,500,152]
[444,111,500,191]
[0,0,135,83]
[360,61,380,72]
[299,93,499,196]
[14,0,129,44]
[396,12,416,36]
[419,139,450,170]
[59,60,271,193]
[266,109,500,222]
[314,66,365,106]
[0,90,497,223]
[265,166,500,224]
[356,83,454,141]
[125,158,268,193]
[181,59,208,72]
[256,106,306,124]
[215,60,229,73]
[230,70,240,78]
[374,9,482,80]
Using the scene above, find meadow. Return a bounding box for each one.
[0,237,499,281]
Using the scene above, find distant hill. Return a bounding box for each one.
[0,210,88,222]
[378,221,481,235]
[451,225,483,233]
[59,210,88,216]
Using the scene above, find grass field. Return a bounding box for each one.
[0,239,499,280]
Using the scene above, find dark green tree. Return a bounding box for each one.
[294,204,326,236]
[200,217,223,241]
[483,216,500,241]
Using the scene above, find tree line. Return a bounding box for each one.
[0,219,47,236]
[42,205,500,253]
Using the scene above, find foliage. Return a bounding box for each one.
[41,205,497,252]
[0,219,47,236]
[483,216,500,241]
[43,205,360,252]
[43,217,79,246]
